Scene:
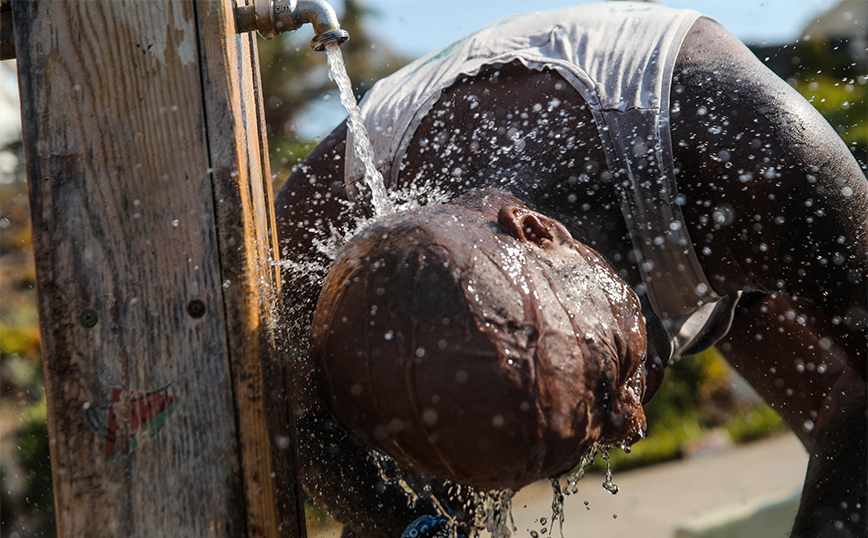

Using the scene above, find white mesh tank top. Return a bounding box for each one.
[345,1,740,359]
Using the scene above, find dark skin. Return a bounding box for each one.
[276,17,867,538]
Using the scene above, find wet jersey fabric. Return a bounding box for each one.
[345,1,740,360]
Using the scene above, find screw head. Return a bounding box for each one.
[187,299,206,318]
[79,309,98,328]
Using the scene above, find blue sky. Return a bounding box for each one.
[291,0,855,139]
[334,0,843,56]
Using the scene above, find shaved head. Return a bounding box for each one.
[312,190,647,490]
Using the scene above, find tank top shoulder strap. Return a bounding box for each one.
[349,3,736,359]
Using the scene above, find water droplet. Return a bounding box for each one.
[601,448,619,494]
[422,408,437,426]
[384,330,394,341]
[803,419,815,433]
[325,44,391,216]
[172,219,180,228]
[712,205,734,226]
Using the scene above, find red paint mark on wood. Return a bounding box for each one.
[86,385,179,461]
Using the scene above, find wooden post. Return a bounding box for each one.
[12,0,306,536]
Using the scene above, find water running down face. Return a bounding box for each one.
[311,190,649,491]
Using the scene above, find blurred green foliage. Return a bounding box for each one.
[1,400,55,538]
[752,37,868,166]
[795,75,866,162]
[1,181,52,538]
[726,405,786,445]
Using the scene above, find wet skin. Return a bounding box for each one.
[275,17,867,538]
[311,190,648,491]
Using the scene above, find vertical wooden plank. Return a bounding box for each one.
[10,0,302,535]
[195,1,307,537]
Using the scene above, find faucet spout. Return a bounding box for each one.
[295,0,351,51]
[235,0,350,51]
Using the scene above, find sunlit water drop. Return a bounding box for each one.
[372,450,422,510]
[325,42,392,217]
[601,448,620,494]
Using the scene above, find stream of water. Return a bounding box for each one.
[318,43,621,538]
[325,42,392,217]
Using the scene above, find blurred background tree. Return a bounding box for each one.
[751,0,867,166]
[259,0,411,169]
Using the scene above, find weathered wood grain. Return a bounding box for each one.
[14,0,302,536]
[196,1,307,537]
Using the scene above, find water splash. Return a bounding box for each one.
[372,450,422,510]
[373,450,518,538]
[548,478,565,538]
[372,450,462,536]
[468,488,515,538]
[325,42,392,217]
[539,445,600,538]
[559,443,600,496]
[600,448,619,495]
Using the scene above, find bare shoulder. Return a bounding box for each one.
[275,122,349,255]
[671,17,867,312]
[274,122,350,324]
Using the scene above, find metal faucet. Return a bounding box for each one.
[236,0,350,51]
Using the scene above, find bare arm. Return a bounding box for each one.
[673,18,867,373]
[718,294,847,447]
[674,18,867,536]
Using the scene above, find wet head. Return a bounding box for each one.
[311,189,648,491]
